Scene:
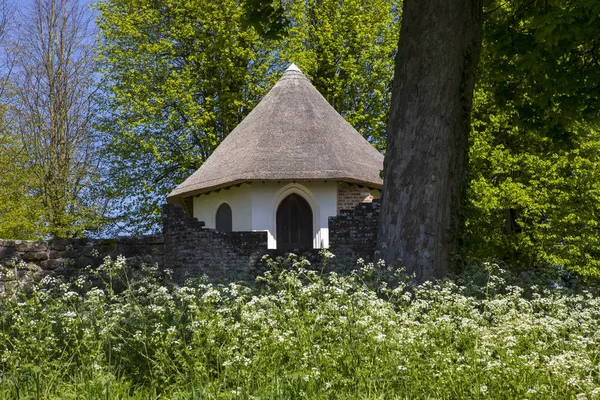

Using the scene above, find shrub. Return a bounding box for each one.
[1,255,599,398]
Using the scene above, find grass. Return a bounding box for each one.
[1,253,599,399]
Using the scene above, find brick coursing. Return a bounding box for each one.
[337,187,373,212]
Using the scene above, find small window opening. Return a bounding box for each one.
[216,203,232,233]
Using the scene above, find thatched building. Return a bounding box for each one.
[167,65,383,250]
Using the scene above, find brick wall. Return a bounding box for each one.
[337,187,374,212]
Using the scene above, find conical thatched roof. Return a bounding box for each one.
[167,64,384,204]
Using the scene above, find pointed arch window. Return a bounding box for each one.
[216,203,232,233]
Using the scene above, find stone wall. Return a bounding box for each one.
[329,200,380,270]
[1,201,380,289]
[0,236,164,290]
[163,204,267,283]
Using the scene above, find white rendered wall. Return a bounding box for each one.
[249,181,338,249]
[192,184,252,231]
[192,181,338,249]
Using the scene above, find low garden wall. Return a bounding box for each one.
[162,203,268,283]
[0,236,164,287]
[1,201,380,289]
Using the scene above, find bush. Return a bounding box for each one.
[1,254,599,399]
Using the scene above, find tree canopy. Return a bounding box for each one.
[0,0,106,239]
[95,0,399,233]
[463,0,600,277]
[0,0,598,278]
[0,128,45,239]
[96,0,275,233]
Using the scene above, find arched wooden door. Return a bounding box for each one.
[276,194,313,249]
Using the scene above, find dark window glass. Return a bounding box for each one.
[276,194,313,249]
[216,203,232,233]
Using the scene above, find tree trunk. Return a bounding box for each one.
[378,0,483,281]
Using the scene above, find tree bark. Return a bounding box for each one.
[378,0,483,281]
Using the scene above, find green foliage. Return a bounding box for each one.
[0,0,109,239]
[484,0,600,138]
[463,0,600,277]
[277,0,399,151]
[0,130,45,239]
[0,125,107,240]
[95,0,279,233]
[95,0,398,233]
[243,0,289,39]
[1,255,599,398]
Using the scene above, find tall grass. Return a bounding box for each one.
[1,254,599,399]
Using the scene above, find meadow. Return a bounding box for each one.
[1,253,599,399]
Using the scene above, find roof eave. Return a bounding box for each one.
[167,178,383,204]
